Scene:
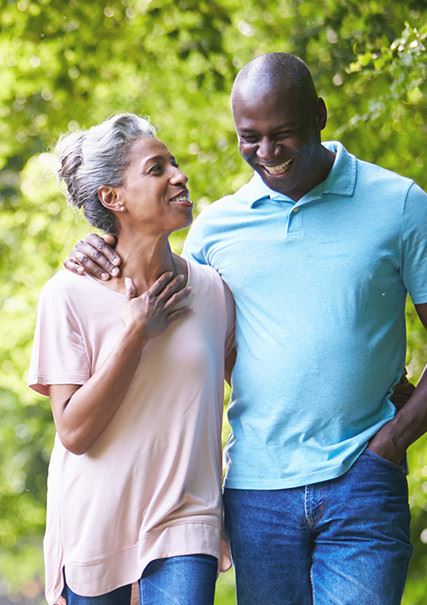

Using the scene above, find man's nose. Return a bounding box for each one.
[256,138,277,161]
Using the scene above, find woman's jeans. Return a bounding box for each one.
[63,554,217,605]
[224,448,412,605]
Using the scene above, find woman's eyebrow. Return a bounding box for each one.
[142,154,167,168]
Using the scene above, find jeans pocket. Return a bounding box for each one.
[364,447,407,474]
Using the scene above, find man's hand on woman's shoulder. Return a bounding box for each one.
[64,233,121,279]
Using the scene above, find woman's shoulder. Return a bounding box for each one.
[186,260,223,289]
[39,270,102,307]
[186,260,233,312]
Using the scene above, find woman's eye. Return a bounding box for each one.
[149,164,162,174]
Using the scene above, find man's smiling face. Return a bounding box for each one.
[232,85,327,201]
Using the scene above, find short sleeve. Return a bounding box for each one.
[401,182,427,305]
[28,276,90,396]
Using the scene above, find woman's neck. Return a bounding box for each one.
[114,231,178,295]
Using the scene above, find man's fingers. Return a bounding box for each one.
[73,241,119,277]
[63,259,85,275]
[72,251,111,280]
[102,233,118,247]
[124,277,137,299]
[86,233,121,267]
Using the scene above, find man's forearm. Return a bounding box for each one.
[369,366,427,462]
[390,365,427,449]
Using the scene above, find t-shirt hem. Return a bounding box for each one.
[46,521,221,604]
[28,376,88,396]
[224,455,362,490]
[410,293,427,305]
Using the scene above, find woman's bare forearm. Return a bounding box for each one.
[51,325,146,454]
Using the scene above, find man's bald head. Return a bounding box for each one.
[230,52,333,200]
[231,53,318,112]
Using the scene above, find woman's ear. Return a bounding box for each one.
[97,186,125,213]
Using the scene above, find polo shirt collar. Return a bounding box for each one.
[239,141,357,208]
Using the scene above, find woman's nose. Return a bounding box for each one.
[171,167,188,185]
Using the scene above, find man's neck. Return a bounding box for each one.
[278,146,336,202]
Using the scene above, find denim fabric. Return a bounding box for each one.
[224,449,412,605]
[63,554,217,605]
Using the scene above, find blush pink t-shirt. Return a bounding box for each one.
[28,262,233,604]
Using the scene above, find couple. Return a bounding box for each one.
[29,52,427,605]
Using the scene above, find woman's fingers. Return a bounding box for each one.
[151,274,189,305]
[167,307,192,323]
[147,272,180,297]
[147,272,175,297]
[124,277,137,299]
[163,287,192,312]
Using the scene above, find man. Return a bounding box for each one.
[66,53,427,604]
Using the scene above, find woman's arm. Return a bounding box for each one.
[49,273,191,455]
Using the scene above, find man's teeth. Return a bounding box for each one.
[265,160,293,175]
[172,196,190,202]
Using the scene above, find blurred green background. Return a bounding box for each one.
[0,1,426,603]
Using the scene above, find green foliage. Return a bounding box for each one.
[0,1,426,603]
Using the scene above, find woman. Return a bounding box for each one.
[29,113,234,605]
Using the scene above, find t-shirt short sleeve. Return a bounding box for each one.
[401,182,427,305]
[28,275,90,396]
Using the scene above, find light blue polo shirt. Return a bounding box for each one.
[183,141,427,489]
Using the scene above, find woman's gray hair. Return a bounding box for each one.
[56,113,156,235]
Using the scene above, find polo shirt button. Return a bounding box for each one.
[292,207,300,213]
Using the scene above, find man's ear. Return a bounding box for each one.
[317,97,328,131]
[97,186,124,213]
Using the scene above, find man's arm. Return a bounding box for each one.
[368,303,427,463]
[63,233,121,279]
[390,370,415,410]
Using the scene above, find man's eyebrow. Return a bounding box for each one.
[239,121,299,133]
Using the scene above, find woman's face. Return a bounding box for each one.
[116,137,193,234]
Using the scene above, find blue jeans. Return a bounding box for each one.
[63,554,217,605]
[224,448,412,605]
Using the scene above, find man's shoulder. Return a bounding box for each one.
[194,176,258,224]
[355,154,416,194]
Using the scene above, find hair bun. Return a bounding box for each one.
[55,130,86,207]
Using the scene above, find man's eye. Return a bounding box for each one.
[149,164,162,174]
[241,135,258,143]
